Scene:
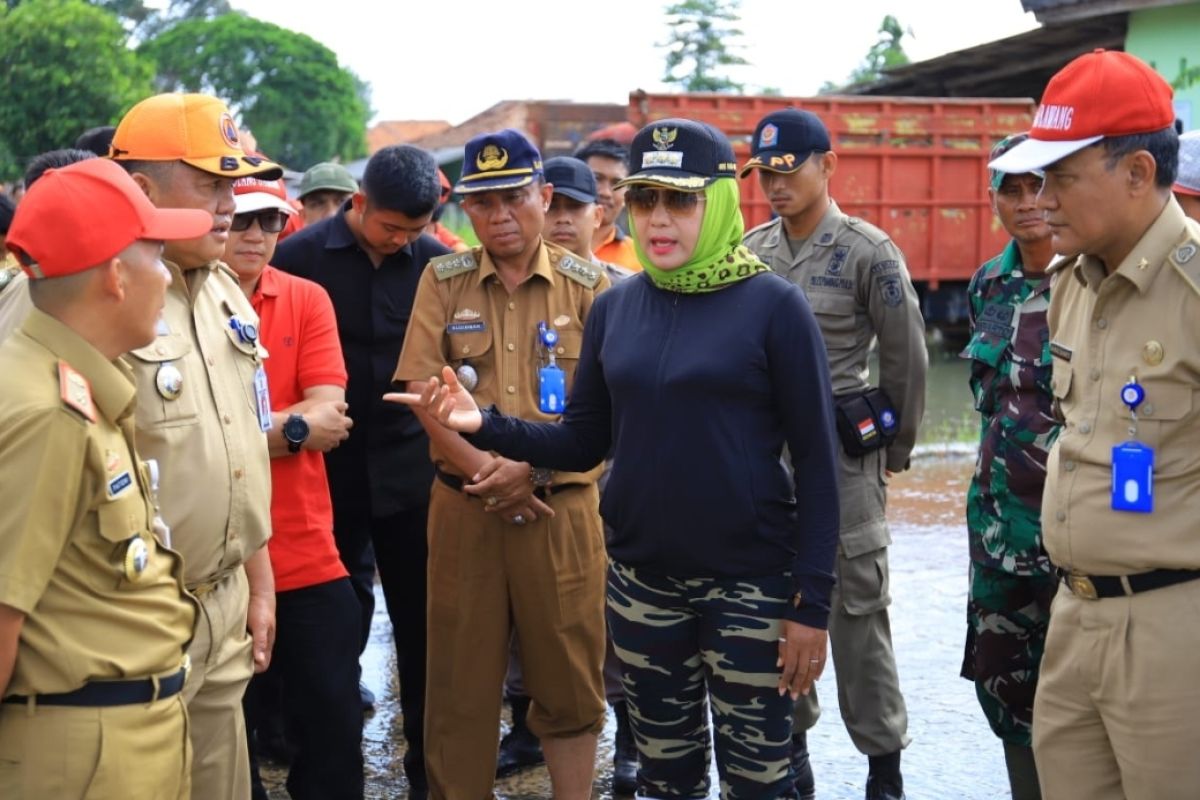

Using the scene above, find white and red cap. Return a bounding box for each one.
[233,174,295,215]
[989,49,1175,175]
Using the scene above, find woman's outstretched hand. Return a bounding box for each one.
[383,365,484,433]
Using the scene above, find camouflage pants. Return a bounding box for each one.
[961,562,1056,746]
[606,560,794,800]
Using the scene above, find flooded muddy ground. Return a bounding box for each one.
[264,451,1014,799]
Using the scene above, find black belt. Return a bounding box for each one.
[434,468,585,501]
[3,666,187,707]
[1057,567,1200,600]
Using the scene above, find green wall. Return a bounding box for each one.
[1126,3,1200,130]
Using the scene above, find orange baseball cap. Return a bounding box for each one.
[110,93,284,180]
[6,158,212,279]
[989,50,1175,174]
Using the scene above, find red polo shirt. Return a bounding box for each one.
[251,265,349,592]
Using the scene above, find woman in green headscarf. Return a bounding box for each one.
[387,119,840,800]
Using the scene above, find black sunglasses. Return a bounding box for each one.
[231,210,286,233]
[625,186,705,217]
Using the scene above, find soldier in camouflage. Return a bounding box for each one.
[959,133,1059,800]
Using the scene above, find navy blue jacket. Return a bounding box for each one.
[471,271,839,627]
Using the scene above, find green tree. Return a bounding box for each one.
[140,12,368,170]
[822,15,911,93]
[660,0,749,93]
[0,0,153,180]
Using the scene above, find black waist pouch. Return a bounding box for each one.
[834,388,899,456]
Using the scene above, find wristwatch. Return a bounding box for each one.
[282,413,310,453]
[529,466,554,487]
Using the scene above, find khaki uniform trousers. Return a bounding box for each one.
[793,448,909,755]
[0,692,190,799]
[424,480,607,800]
[183,567,254,800]
[1033,579,1200,799]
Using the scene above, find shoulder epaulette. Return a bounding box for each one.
[743,218,782,245]
[1168,229,1200,296]
[58,361,96,423]
[430,249,480,281]
[551,250,601,289]
[843,215,891,247]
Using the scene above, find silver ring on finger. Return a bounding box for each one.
[512,514,527,525]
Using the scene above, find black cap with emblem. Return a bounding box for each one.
[455,128,544,194]
[617,119,737,190]
[739,109,831,178]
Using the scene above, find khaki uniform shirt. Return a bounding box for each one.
[127,261,272,588]
[0,264,271,587]
[744,200,928,472]
[1044,199,1200,574]
[395,240,610,486]
[0,311,195,696]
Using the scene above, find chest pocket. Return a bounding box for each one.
[127,334,199,428]
[1110,379,1193,457]
[221,319,266,418]
[807,292,858,348]
[963,330,1006,413]
[447,327,495,395]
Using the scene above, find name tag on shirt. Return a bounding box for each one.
[107,471,133,499]
[254,366,272,432]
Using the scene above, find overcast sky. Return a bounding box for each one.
[231,0,1040,126]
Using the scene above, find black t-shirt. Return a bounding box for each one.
[274,210,451,516]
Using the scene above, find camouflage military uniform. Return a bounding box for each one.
[959,240,1060,745]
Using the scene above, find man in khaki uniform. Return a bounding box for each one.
[990,49,1200,799]
[108,93,282,800]
[394,129,610,800]
[742,109,927,800]
[0,158,210,798]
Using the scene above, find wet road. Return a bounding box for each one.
[264,452,1012,799]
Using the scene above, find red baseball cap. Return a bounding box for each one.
[989,49,1175,174]
[6,158,212,279]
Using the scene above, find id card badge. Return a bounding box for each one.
[253,365,273,432]
[539,364,566,414]
[1111,441,1154,513]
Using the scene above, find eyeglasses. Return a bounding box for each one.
[624,186,705,218]
[231,210,286,233]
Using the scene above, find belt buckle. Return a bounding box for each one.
[1068,572,1099,600]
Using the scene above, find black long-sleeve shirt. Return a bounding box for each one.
[273,210,450,516]
[470,271,840,627]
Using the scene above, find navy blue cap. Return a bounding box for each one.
[740,109,831,177]
[455,128,544,194]
[544,157,597,203]
[617,119,737,190]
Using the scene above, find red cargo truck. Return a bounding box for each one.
[629,91,1036,327]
